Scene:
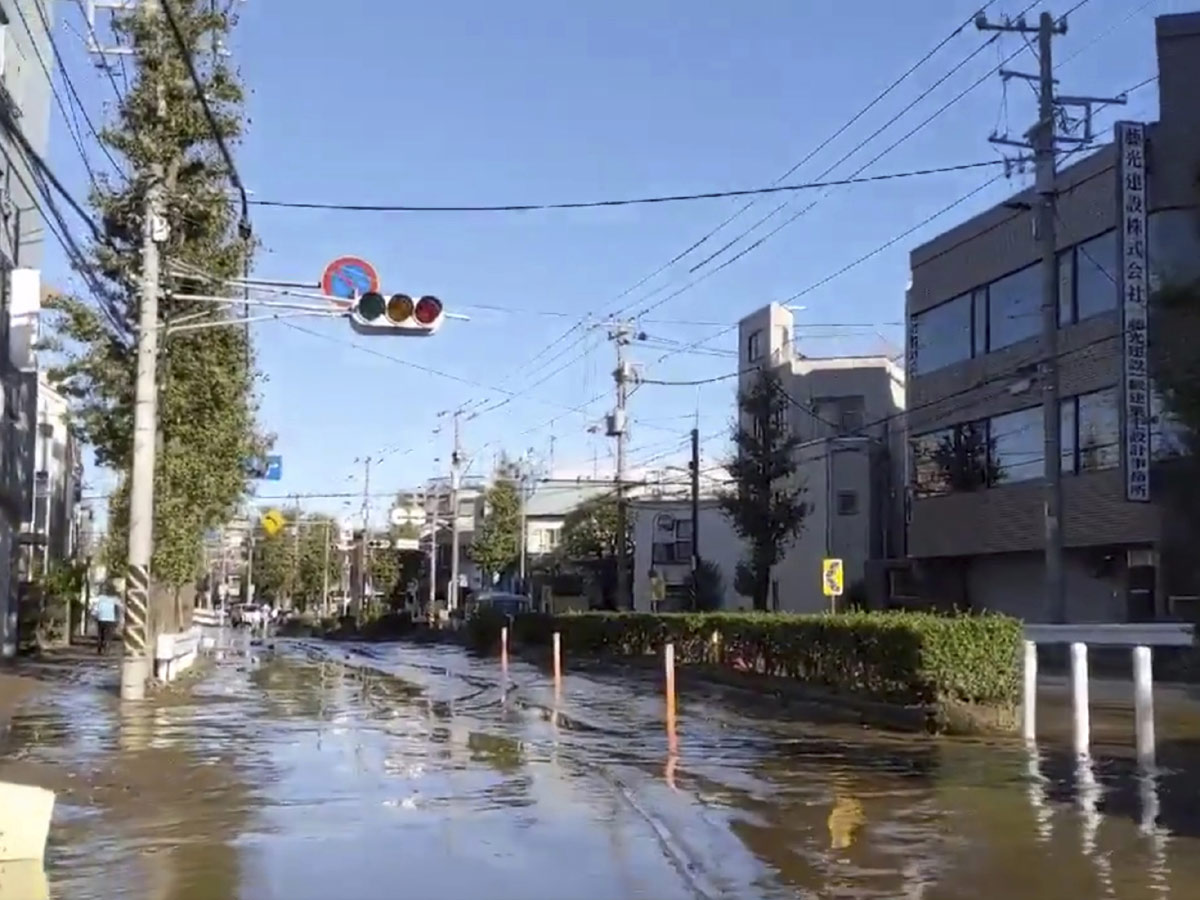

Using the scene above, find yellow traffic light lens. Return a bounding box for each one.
[386,294,414,323]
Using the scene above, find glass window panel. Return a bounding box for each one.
[1061,397,1076,474]
[910,429,954,498]
[1077,388,1120,471]
[912,294,971,375]
[972,289,988,356]
[1151,389,1189,460]
[1076,231,1118,321]
[989,406,1044,485]
[1149,209,1200,291]
[1058,249,1075,326]
[988,265,1041,351]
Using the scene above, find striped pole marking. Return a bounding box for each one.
[123,564,149,656]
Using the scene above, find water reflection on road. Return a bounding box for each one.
[6,632,1200,899]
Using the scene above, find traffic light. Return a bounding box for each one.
[349,291,444,336]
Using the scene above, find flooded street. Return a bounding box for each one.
[4,634,1200,899]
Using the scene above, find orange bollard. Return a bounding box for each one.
[664,642,677,737]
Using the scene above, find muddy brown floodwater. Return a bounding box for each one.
[2,630,1200,899]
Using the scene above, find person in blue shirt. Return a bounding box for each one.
[94,585,121,656]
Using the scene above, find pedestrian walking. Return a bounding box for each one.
[94,583,122,655]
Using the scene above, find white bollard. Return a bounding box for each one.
[1132,644,1156,768]
[1023,640,1038,740]
[1070,642,1090,757]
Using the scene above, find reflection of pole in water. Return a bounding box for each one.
[1075,753,1115,897]
[1024,739,1053,843]
[1137,765,1171,898]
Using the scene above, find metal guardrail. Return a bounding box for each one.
[1022,621,1195,764]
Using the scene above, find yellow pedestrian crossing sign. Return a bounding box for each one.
[822,558,844,597]
[261,509,286,537]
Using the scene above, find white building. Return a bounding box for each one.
[735,303,907,611]
[24,374,83,573]
[631,498,746,611]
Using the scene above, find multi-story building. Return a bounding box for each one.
[737,303,906,610]
[904,13,1200,622]
[0,2,57,657]
[25,373,83,573]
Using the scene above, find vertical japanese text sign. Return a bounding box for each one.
[1116,122,1151,503]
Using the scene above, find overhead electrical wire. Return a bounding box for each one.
[249,161,1005,213]
[462,3,1024,409]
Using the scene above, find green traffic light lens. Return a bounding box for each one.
[358,292,385,321]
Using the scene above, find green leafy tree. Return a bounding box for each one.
[718,369,807,610]
[42,3,264,629]
[471,478,522,583]
[559,493,631,609]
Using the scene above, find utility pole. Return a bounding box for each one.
[119,0,165,701]
[690,427,700,596]
[321,519,331,617]
[289,497,300,611]
[356,457,372,618]
[977,10,1125,623]
[608,322,634,609]
[449,411,463,613]
[426,487,438,614]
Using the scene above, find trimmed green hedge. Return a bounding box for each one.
[468,610,1022,707]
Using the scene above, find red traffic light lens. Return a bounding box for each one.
[414,295,442,325]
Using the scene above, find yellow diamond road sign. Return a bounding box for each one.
[261,509,286,537]
[822,558,844,597]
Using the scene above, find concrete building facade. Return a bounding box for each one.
[0,1,57,656]
[737,303,906,610]
[26,374,83,573]
[904,13,1200,622]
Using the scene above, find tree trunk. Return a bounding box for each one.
[754,563,770,612]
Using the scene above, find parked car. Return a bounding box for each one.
[230,603,266,628]
[468,591,531,619]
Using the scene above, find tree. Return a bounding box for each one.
[471,477,522,583]
[559,493,631,609]
[42,3,264,629]
[718,369,807,610]
[560,494,627,561]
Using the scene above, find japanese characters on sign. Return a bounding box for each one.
[1116,121,1151,503]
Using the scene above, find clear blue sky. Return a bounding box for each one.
[43,0,1168,527]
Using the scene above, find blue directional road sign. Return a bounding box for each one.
[247,455,283,481]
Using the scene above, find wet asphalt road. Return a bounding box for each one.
[4,630,1200,899]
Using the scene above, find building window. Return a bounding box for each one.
[910,293,971,375]
[1151,390,1188,459]
[1057,247,1075,326]
[747,329,763,362]
[1077,387,1120,472]
[836,490,859,516]
[1149,208,1200,290]
[988,264,1041,351]
[1074,230,1118,322]
[651,514,692,564]
[989,405,1043,485]
[971,288,988,357]
[910,422,989,498]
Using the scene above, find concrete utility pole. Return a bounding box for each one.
[426,487,438,612]
[977,10,1125,623]
[449,411,463,613]
[355,457,372,617]
[690,426,700,582]
[118,0,165,701]
[321,519,331,616]
[608,322,634,609]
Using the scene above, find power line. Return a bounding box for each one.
[249,161,1005,213]
[161,0,250,231]
[469,5,1019,411]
